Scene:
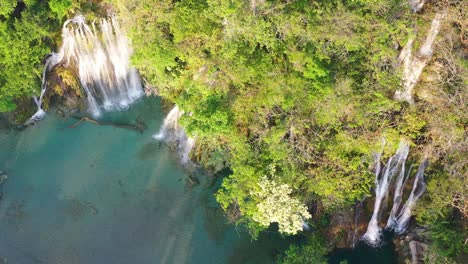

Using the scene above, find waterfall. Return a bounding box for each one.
[386,163,414,229]
[154,106,184,141]
[389,160,428,234]
[363,141,428,245]
[362,142,409,245]
[26,15,143,122]
[25,53,62,125]
[61,15,143,117]
[154,105,195,163]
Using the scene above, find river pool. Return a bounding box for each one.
[0,98,290,264]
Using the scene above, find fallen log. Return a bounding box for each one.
[67,116,146,133]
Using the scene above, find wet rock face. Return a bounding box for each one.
[325,203,371,249]
[143,78,159,97]
[327,209,355,248]
[394,12,445,104]
[6,63,86,126]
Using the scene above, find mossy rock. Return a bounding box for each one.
[44,65,85,113]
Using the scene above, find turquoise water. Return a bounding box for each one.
[0,98,290,264]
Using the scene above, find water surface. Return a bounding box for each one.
[0,98,289,264]
[329,232,397,264]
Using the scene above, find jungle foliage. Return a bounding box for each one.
[0,0,59,112]
[0,0,98,112]
[108,0,466,259]
[1,0,466,261]
[118,1,467,261]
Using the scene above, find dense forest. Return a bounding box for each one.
[0,0,466,263]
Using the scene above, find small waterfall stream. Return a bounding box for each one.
[362,141,428,245]
[154,105,195,163]
[25,53,59,125]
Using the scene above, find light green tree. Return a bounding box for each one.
[251,175,311,235]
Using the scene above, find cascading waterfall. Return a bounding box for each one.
[27,14,143,121]
[387,160,428,234]
[362,141,428,245]
[154,106,184,141]
[26,15,143,122]
[60,15,143,117]
[386,163,414,229]
[362,142,409,245]
[154,105,195,163]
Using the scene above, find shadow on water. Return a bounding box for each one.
[136,142,161,160]
[328,231,397,264]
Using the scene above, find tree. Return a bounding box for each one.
[48,0,73,19]
[252,175,311,235]
[0,1,62,112]
[278,235,329,264]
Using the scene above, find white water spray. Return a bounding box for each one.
[154,105,195,163]
[362,142,409,245]
[408,0,425,12]
[363,141,428,245]
[25,53,62,125]
[60,15,143,117]
[386,163,413,229]
[26,15,143,123]
[388,160,428,234]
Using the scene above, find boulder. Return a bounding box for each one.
[409,241,428,264]
[0,174,7,185]
[395,225,429,264]
[143,78,159,97]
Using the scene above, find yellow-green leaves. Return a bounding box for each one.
[251,176,311,235]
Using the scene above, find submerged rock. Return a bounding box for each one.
[0,174,7,185]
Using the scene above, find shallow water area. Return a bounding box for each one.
[0,98,289,264]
